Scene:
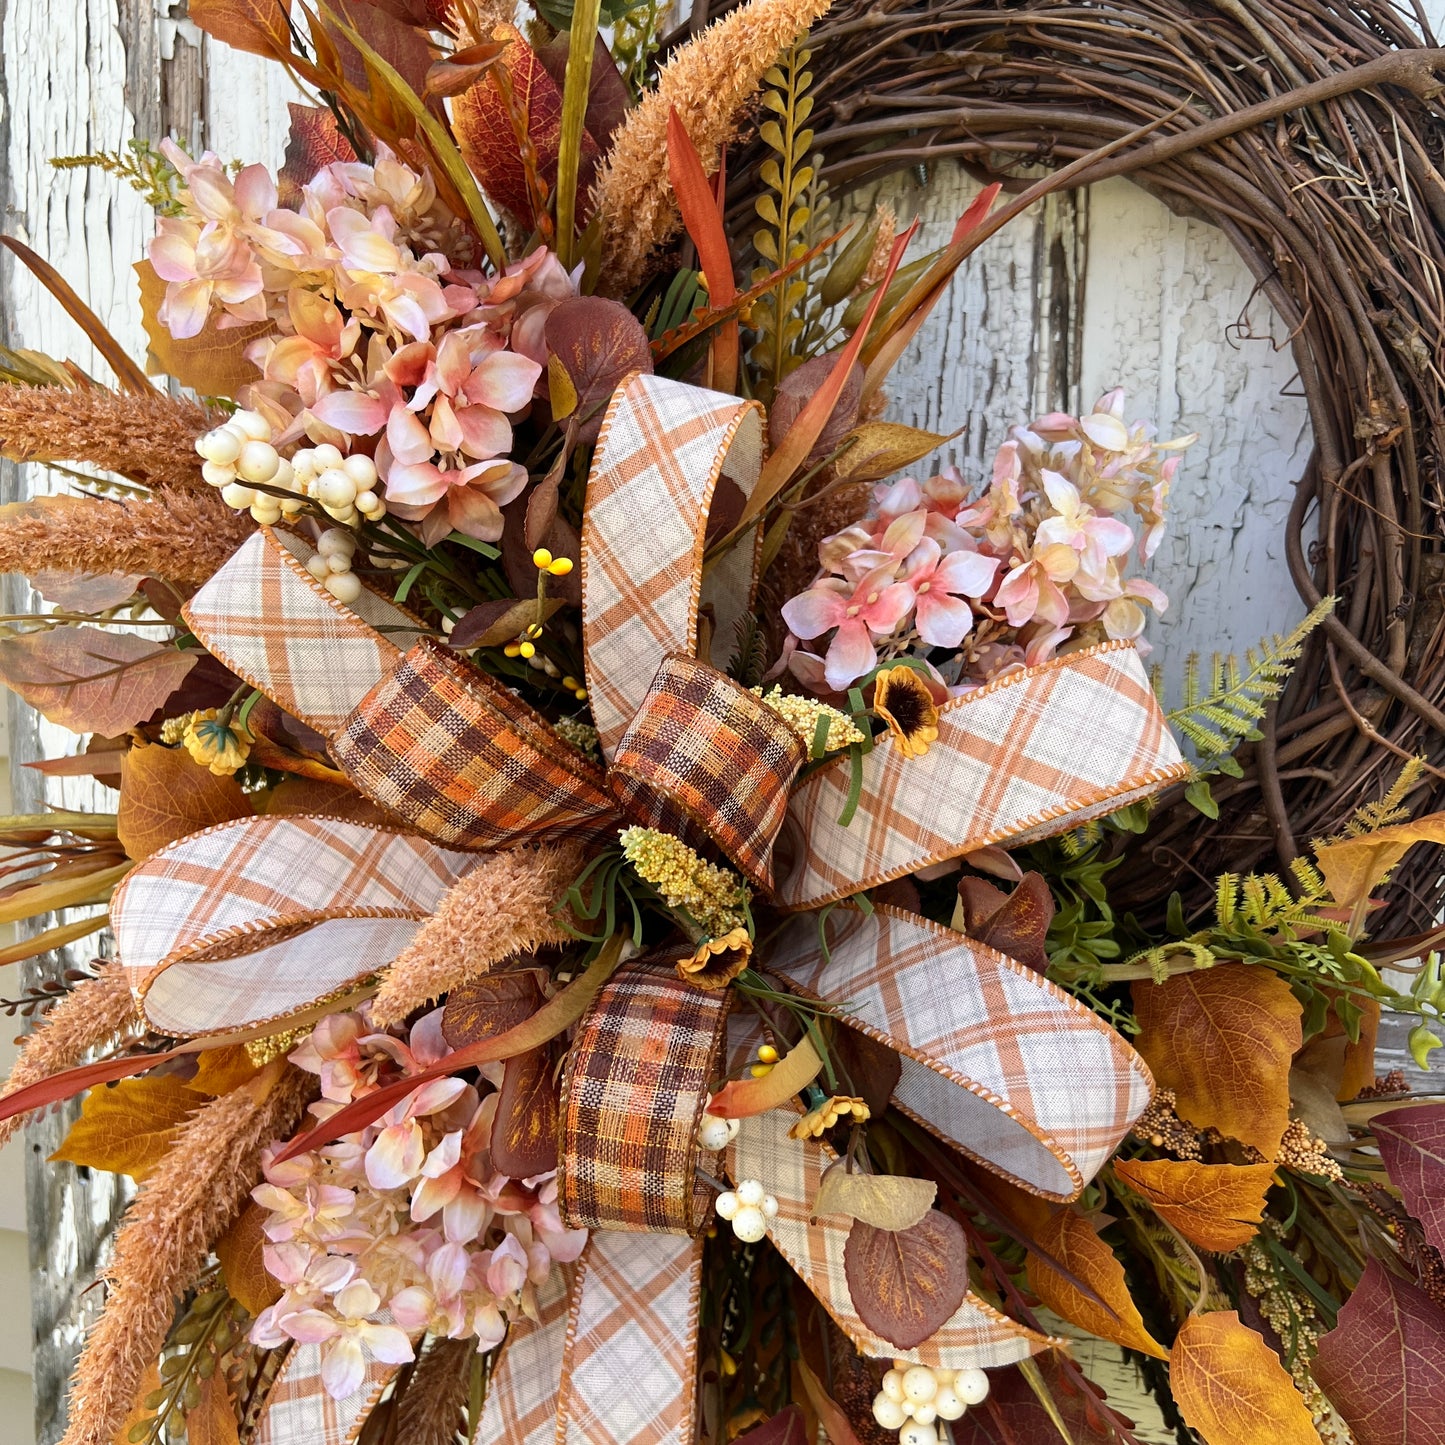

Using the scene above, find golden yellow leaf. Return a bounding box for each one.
[136,260,268,396]
[52,1074,209,1180]
[1314,813,1445,913]
[832,421,956,483]
[1132,964,1302,1157]
[1025,1208,1169,1359]
[117,743,252,861]
[187,1375,241,1445]
[1170,1311,1318,1444]
[215,1202,282,1318]
[1113,1158,1274,1252]
[189,1045,261,1096]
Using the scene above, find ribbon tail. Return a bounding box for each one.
[555,1232,705,1445]
[473,1266,574,1445]
[770,905,1154,1199]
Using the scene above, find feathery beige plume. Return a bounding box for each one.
[371,842,583,1025]
[592,0,834,296]
[394,1336,475,1444]
[0,965,140,1148]
[0,384,215,488]
[0,486,254,586]
[59,1063,315,1445]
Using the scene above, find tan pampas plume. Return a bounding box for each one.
[371,842,583,1025]
[0,486,253,586]
[0,383,215,488]
[59,1062,316,1445]
[393,1336,475,1444]
[0,964,140,1148]
[592,0,834,296]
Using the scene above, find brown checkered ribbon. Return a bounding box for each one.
[110,375,1194,1445]
[335,635,617,850]
[610,656,804,890]
[559,959,730,1234]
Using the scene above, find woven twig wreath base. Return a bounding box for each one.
[698,0,1445,933]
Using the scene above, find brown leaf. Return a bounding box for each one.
[1026,1209,1169,1359]
[1288,1035,1350,1145]
[814,1163,936,1231]
[1113,1158,1274,1252]
[278,103,358,206]
[491,1044,559,1177]
[733,1405,810,1445]
[544,296,653,444]
[187,1374,241,1445]
[844,1209,968,1349]
[1170,1311,1318,1444]
[793,1361,868,1445]
[832,421,955,485]
[955,871,1053,972]
[216,1202,283,1317]
[1314,813,1445,915]
[0,624,197,737]
[952,1355,1123,1444]
[535,32,630,150]
[501,503,582,607]
[1131,963,1302,1157]
[30,570,141,611]
[25,734,128,780]
[768,353,863,466]
[450,597,567,650]
[1314,1257,1445,1445]
[1333,994,1381,1101]
[189,0,291,55]
[118,744,252,861]
[441,969,545,1048]
[830,1024,900,1118]
[51,1074,209,1180]
[136,261,268,395]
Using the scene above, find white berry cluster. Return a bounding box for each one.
[195,411,386,526]
[872,1363,989,1445]
[696,1110,741,1152]
[303,529,363,606]
[714,1179,778,1243]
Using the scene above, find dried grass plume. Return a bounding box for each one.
[0,384,215,488]
[0,964,139,1148]
[371,842,582,1025]
[59,1063,315,1445]
[0,487,254,586]
[394,1336,474,1444]
[592,0,834,296]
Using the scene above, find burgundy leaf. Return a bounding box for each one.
[441,970,545,1049]
[1374,1103,1445,1258]
[536,33,631,151]
[951,1356,1122,1444]
[957,871,1054,973]
[490,1044,559,1177]
[544,296,652,444]
[1314,1257,1445,1445]
[278,104,358,207]
[768,353,863,466]
[843,1209,968,1349]
[733,1405,808,1445]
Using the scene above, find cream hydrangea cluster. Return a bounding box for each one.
[872,1362,990,1444]
[195,409,386,529]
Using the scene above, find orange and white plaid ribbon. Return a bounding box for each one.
[109,373,1187,1444]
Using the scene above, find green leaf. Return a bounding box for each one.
[1186,776,1221,819]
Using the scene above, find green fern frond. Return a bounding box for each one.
[51,137,194,216]
[1341,756,1426,838]
[1215,873,1238,926]
[1167,596,1335,761]
[726,613,769,688]
[1057,818,1105,859]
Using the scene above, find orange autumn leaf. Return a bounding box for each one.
[136,260,269,396]
[1132,964,1302,1157]
[118,743,253,862]
[113,1358,161,1444]
[1170,1311,1318,1444]
[189,0,291,56]
[189,1045,261,1096]
[187,1375,241,1445]
[216,1203,282,1317]
[1113,1159,1275,1252]
[1314,812,1445,913]
[1025,1209,1169,1359]
[51,1074,209,1180]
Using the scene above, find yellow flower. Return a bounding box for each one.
[676,926,752,990]
[789,1095,871,1139]
[751,685,865,754]
[619,826,750,937]
[873,668,940,758]
[182,709,252,776]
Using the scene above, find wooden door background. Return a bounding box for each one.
[0,1,1435,1437]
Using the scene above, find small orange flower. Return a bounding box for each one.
[873,667,940,758]
[676,927,752,990]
